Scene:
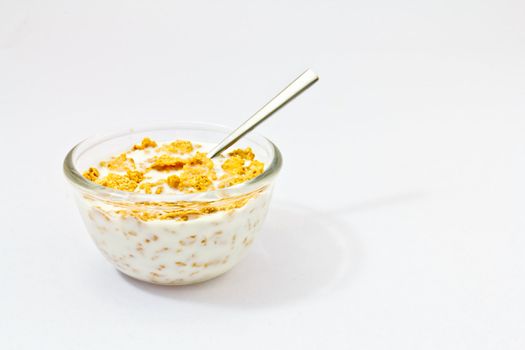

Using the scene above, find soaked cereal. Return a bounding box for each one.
[75,137,273,285]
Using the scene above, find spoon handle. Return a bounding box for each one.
[207,69,319,158]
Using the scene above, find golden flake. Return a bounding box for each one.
[149,154,185,171]
[167,175,180,189]
[84,141,264,195]
[161,140,194,154]
[228,147,255,160]
[96,173,139,191]
[83,167,100,181]
[101,153,135,172]
[132,137,157,150]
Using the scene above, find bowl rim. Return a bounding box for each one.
[63,122,282,202]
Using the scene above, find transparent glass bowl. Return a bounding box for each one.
[64,123,282,285]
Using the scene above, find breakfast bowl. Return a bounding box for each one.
[63,122,282,285]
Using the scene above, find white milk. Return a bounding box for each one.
[75,187,273,285]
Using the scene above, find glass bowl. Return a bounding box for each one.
[63,122,282,285]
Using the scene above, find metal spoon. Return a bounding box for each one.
[207,69,319,158]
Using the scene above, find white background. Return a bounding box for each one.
[1,0,524,349]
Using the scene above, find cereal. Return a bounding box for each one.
[83,167,99,181]
[95,173,140,191]
[79,188,272,285]
[218,156,264,188]
[179,173,213,192]
[166,175,180,189]
[101,153,135,172]
[138,180,165,194]
[74,136,273,285]
[132,137,157,150]
[149,154,185,171]
[161,140,194,154]
[126,170,145,183]
[228,147,255,160]
[84,137,264,194]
